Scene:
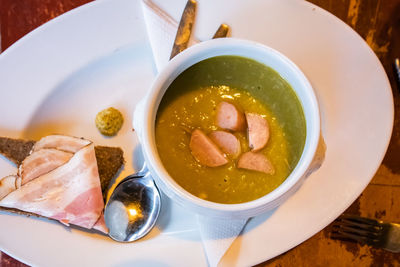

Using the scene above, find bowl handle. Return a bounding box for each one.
[304,133,326,177]
[132,98,146,142]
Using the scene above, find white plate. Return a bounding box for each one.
[0,0,393,266]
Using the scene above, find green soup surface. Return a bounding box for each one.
[155,56,306,204]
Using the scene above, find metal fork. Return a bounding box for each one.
[394,58,400,91]
[330,215,400,253]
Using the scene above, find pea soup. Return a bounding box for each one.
[155,56,306,204]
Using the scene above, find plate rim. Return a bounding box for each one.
[0,0,394,266]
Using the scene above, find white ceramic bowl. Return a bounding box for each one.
[133,38,320,219]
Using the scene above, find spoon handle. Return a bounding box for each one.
[136,161,148,177]
[115,162,149,186]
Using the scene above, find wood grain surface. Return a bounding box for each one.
[0,0,399,266]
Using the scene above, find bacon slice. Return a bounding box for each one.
[19,149,73,185]
[92,214,108,234]
[0,143,105,230]
[0,175,20,200]
[190,129,228,167]
[246,113,269,151]
[209,131,241,158]
[33,135,91,153]
[216,101,246,131]
[237,152,275,174]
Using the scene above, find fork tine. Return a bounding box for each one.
[334,218,381,232]
[331,224,381,240]
[330,215,385,246]
[339,215,381,226]
[330,230,370,244]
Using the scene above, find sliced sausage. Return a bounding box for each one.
[216,101,246,131]
[190,129,228,167]
[246,113,269,151]
[237,152,275,174]
[209,131,241,158]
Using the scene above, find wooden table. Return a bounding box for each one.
[0,0,399,266]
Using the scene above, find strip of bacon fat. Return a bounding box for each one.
[93,214,108,233]
[0,142,105,230]
[33,135,91,153]
[19,149,73,185]
[0,175,20,200]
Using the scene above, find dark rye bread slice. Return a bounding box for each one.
[0,137,35,166]
[0,137,124,218]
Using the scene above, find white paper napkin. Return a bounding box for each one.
[142,0,197,71]
[141,1,326,266]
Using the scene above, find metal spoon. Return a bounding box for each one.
[104,167,161,242]
[103,0,195,243]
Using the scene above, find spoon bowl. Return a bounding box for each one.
[104,170,161,242]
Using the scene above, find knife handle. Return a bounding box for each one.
[170,0,197,59]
